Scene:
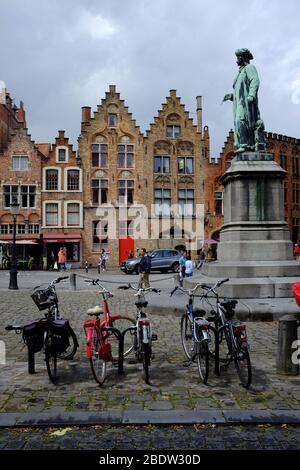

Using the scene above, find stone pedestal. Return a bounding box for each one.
[194,152,300,298]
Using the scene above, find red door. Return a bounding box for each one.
[119,237,135,263]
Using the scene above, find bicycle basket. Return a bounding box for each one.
[49,319,70,355]
[293,282,300,307]
[31,286,57,311]
[23,320,44,353]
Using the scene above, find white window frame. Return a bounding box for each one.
[12,155,29,171]
[55,146,69,163]
[43,167,62,192]
[64,167,83,192]
[64,201,83,228]
[42,200,62,228]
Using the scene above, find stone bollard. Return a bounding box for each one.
[276,314,299,375]
[69,273,77,291]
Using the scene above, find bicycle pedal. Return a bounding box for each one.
[151,334,158,341]
[182,360,192,367]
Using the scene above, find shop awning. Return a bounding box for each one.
[0,239,39,244]
[43,234,82,243]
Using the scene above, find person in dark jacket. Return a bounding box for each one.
[138,248,151,288]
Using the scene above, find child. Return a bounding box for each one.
[185,255,193,277]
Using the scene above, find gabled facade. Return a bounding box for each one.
[78,85,145,266]
[0,107,44,266]
[145,90,205,255]
[41,130,83,268]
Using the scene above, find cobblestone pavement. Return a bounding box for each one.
[0,288,299,415]
[0,424,300,450]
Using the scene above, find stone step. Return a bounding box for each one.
[202,260,300,278]
[184,273,300,299]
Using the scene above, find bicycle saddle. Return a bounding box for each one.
[135,300,148,308]
[193,308,206,317]
[220,299,238,309]
[87,305,103,316]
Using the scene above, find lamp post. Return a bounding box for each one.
[8,200,20,290]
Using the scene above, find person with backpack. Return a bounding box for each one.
[138,248,151,288]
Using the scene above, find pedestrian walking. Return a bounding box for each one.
[138,248,151,289]
[294,243,300,262]
[58,247,66,271]
[179,250,187,286]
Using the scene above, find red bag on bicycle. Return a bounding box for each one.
[292,282,300,307]
[99,342,112,361]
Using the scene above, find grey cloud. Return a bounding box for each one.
[0,0,299,155]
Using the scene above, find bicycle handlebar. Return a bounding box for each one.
[170,278,230,297]
[84,278,113,296]
[33,275,69,291]
[118,283,161,294]
[5,324,23,331]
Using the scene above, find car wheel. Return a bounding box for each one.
[135,265,140,274]
[172,262,179,273]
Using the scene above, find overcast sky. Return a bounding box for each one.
[0,0,299,156]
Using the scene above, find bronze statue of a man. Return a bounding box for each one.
[223,48,266,153]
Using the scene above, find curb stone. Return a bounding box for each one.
[1,410,300,427]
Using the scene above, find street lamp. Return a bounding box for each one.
[8,200,20,290]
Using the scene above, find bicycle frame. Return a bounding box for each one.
[84,290,123,361]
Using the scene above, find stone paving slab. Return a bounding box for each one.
[0,289,299,421]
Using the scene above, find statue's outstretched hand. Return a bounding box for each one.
[223,93,233,102]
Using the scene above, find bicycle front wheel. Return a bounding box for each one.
[195,326,209,384]
[180,313,193,360]
[89,327,107,386]
[234,341,252,388]
[45,335,58,383]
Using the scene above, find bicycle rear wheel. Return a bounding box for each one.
[45,335,58,383]
[110,316,135,359]
[89,327,107,386]
[142,342,151,384]
[195,326,209,384]
[57,325,78,360]
[180,313,193,360]
[234,340,252,388]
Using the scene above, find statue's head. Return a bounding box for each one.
[235,48,253,66]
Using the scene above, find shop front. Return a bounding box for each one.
[42,233,82,269]
[0,239,42,269]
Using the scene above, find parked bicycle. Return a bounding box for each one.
[83,279,135,386]
[118,283,159,384]
[5,276,78,383]
[170,283,213,384]
[200,279,252,388]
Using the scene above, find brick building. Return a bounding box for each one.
[205,130,300,245]
[144,90,205,256]
[78,86,206,267]
[78,85,145,267]
[40,130,83,268]
[0,87,44,267]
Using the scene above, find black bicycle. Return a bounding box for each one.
[5,276,78,383]
[171,283,214,384]
[200,279,252,388]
